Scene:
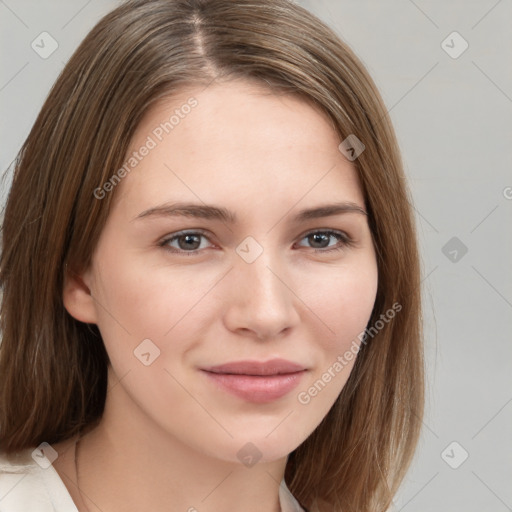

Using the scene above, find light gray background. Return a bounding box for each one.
[1,1,511,511]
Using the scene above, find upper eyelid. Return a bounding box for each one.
[159,228,211,243]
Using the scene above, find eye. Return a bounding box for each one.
[159,230,214,256]
[295,230,352,253]
[158,229,353,256]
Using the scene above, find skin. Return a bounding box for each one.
[56,79,378,512]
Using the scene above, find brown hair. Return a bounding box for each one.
[0,1,424,510]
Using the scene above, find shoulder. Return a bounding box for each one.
[0,445,78,512]
[0,447,52,511]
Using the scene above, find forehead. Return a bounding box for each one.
[112,80,364,216]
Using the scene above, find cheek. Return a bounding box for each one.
[300,258,378,345]
[295,260,378,407]
[90,247,221,368]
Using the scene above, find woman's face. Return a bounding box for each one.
[69,80,378,464]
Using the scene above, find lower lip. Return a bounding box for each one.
[201,370,306,403]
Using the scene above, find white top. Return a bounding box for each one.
[0,446,306,512]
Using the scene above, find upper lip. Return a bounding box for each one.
[201,358,306,376]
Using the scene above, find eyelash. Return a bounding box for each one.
[158,229,353,256]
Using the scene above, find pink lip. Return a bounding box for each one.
[202,358,306,376]
[200,359,307,403]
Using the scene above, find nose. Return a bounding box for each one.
[222,247,301,340]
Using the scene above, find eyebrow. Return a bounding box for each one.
[133,201,367,223]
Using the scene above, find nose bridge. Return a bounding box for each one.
[224,237,299,338]
[236,239,286,304]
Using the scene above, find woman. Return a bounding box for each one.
[0,1,424,511]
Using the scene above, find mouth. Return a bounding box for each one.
[200,359,307,403]
[201,358,307,376]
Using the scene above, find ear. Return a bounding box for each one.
[62,265,98,324]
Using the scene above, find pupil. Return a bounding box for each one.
[180,234,200,250]
[311,233,328,248]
